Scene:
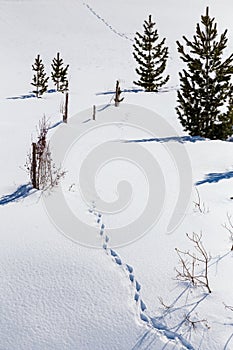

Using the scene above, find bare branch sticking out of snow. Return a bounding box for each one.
[193,188,209,214]
[175,232,212,293]
[222,213,233,251]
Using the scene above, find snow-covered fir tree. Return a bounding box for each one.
[133,15,169,92]
[176,7,233,140]
[31,54,49,98]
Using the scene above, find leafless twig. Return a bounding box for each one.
[158,296,172,310]
[25,116,66,190]
[175,232,212,293]
[184,313,209,330]
[222,213,233,251]
[224,303,233,312]
[193,187,209,214]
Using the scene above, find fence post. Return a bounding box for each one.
[114,80,124,107]
[63,92,69,123]
[93,105,96,120]
[32,142,37,189]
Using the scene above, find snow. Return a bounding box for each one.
[0,0,233,349]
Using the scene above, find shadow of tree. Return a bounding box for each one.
[0,183,35,205]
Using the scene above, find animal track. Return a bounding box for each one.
[88,204,195,350]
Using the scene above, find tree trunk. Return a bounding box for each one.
[114,80,124,107]
[93,105,96,120]
[32,142,38,189]
[63,92,69,123]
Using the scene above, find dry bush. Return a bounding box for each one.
[193,187,209,214]
[26,117,65,190]
[175,232,211,293]
[222,213,233,251]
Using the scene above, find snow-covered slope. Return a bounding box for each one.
[0,1,233,349]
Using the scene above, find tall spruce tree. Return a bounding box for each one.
[133,15,169,92]
[176,7,233,140]
[31,55,49,98]
[51,52,69,92]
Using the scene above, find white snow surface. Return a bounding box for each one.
[0,1,233,349]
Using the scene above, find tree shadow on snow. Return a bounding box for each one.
[125,135,206,144]
[6,89,56,100]
[196,170,233,186]
[0,183,35,206]
[48,120,63,130]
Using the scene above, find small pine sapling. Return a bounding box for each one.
[31,54,49,97]
[51,52,69,92]
[133,15,169,92]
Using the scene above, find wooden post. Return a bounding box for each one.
[93,105,96,120]
[114,80,124,107]
[63,92,69,123]
[32,142,37,189]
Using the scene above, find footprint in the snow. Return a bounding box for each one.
[110,249,118,257]
[96,211,146,327]
[129,274,134,283]
[140,300,147,312]
[140,313,149,323]
[115,257,122,265]
[100,229,104,236]
[126,264,133,273]
[136,281,141,292]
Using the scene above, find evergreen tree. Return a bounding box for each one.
[31,54,49,98]
[176,7,233,140]
[133,15,169,92]
[51,52,69,92]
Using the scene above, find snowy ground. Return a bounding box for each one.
[0,1,233,349]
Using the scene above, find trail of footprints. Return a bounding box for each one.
[83,2,134,42]
[88,205,196,350]
[88,205,151,326]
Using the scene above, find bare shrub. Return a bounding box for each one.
[224,303,233,312]
[193,187,209,214]
[26,117,65,190]
[184,313,209,330]
[175,232,212,293]
[158,296,172,311]
[222,213,233,251]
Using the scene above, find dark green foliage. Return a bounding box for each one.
[133,15,169,92]
[51,52,69,92]
[31,54,49,98]
[176,7,233,140]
